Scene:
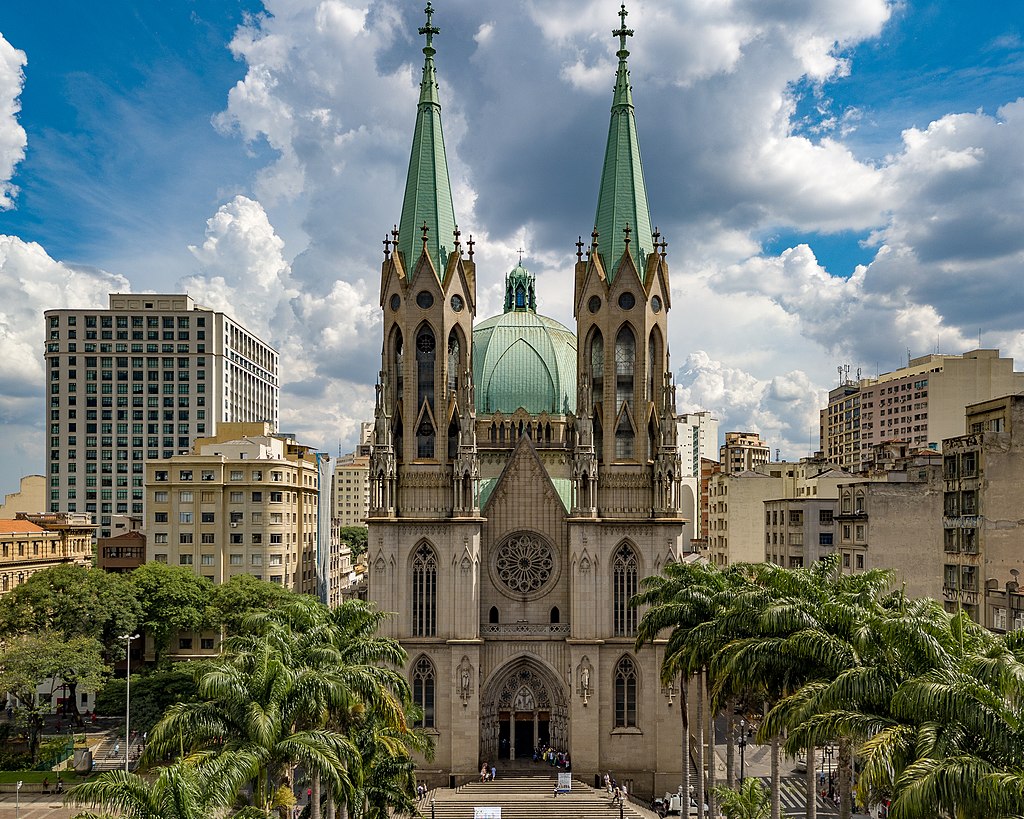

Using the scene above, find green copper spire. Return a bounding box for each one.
[503,254,537,313]
[593,4,654,279]
[397,2,458,277]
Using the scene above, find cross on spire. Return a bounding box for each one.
[453,225,461,245]
[467,235,475,259]
[613,4,633,57]
[623,222,632,246]
[421,221,430,248]
[576,236,585,262]
[383,234,391,258]
[591,226,599,249]
[516,247,525,263]
[419,2,439,54]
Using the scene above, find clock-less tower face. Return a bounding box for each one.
[490,532,558,600]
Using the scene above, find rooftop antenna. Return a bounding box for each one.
[856,367,862,382]
[837,365,843,386]
[907,347,912,366]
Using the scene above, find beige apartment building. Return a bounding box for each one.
[45,294,279,538]
[942,395,1024,629]
[0,512,94,594]
[145,423,324,590]
[332,453,370,526]
[821,349,1024,474]
[0,475,46,518]
[719,431,771,473]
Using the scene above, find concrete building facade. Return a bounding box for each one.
[820,349,1024,474]
[677,411,719,478]
[0,475,46,519]
[332,453,370,526]
[44,294,279,538]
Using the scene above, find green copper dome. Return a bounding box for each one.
[473,264,576,415]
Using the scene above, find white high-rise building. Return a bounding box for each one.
[677,411,719,477]
[44,294,279,538]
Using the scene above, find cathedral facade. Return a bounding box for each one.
[366,4,686,796]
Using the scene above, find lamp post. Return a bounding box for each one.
[15,780,21,819]
[824,745,834,800]
[738,719,747,786]
[122,634,139,773]
[430,797,435,819]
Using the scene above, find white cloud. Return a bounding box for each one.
[0,33,27,210]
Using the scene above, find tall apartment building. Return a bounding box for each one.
[44,294,279,538]
[0,512,94,594]
[332,453,370,526]
[942,395,1024,630]
[820,381,860,471]
[144,423,324,595]
[677,411,719,478]
[820,349,1024,474]
[719,431,770,473]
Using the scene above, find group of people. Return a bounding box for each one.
[603,773,628,804]
[479,762,497,781]
[40,776,64,795]
[533,743,570,769]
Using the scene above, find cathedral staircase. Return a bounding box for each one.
[417,775,660,819]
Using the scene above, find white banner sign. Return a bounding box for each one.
[557,772,572,792]
[474,808,501,819]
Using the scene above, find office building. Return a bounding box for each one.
[0,512,94,594]
[719,431,770,473]
[44,294,279,537]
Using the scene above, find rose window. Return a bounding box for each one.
[495,534,554,594]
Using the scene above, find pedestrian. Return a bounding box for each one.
[42,776,50,794]
[490,764,496,781]
[481,763,488,782]
[603,772,611,793]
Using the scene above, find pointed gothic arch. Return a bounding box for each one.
[613,654,639,728]
[612,541,639,636]
[447,326,465,396]
[614,325,636,458]
[412,654,436,728]
[480,655,569,762]
[411,541,438,637]
[647,325,663,402]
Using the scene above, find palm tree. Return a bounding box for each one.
[66,758,230,819]
[714,777,770,819]
[146,639,357,815]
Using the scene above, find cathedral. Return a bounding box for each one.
[367,4,686,796]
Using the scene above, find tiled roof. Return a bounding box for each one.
[0,519,46,534]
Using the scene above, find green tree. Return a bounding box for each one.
[0,631,108,761]
[0,564,141,658]
[66,758,233,819]
[714,777,770,819]
[207,574,295,634]
[129,563,212,662]
[93,666,200,735]
[338,527,368,562]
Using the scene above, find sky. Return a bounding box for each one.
[0,0,1022,493]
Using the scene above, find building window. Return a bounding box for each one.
[613,543,638,637]
[614,326,636,458]
[614,656,638,728]
[412,656,435,729]
[411,543,437,637]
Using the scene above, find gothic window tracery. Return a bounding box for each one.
[613,543,638,636]
[416,325,436,459]
[412,655,436,728]
[615,327,636,458]
[494,533,554,595]
[412,543,437,636]
[614,656,638,728]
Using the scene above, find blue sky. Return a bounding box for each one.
[0,0,1022,494]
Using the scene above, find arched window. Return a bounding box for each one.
[615,327,636,459]
[550,606,560,624]
[590,330,604,403]
[412,543,437,637]
[447,331,461,396]
[613,543,638,636]
[447,416,459,460]
[393,329,404,401]
[648,330,659,402]
[416,327,436,458]
[489,606,499,624]
[614,656,638,728]
[516,285,526,308]
[412,656,436,728]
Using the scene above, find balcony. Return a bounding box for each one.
[482,623,570,637]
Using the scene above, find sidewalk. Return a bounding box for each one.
[0,792,78,819]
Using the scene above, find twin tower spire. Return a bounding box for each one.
[395,2,654,281]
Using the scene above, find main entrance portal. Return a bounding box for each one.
[481,659,568,764]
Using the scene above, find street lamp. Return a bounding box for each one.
[122,634,140,773]
[430,797,435,819]
[738,719,747,786]
[15,779,21,819]
[824,745,834,800]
